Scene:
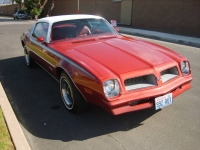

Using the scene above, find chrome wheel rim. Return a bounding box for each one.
[24,49,30,65]
[61,78,73,109]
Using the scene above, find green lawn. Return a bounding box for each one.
[0,107,15,150]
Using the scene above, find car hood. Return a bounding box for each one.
[54,36,182,76]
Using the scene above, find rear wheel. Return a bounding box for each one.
[60,72,88,114]
[24,48,36,67]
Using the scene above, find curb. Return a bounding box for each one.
[0,82,31,150]
[118,27,200,48]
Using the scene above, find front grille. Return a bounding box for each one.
[161,66,179,83]
[124,74,157,91]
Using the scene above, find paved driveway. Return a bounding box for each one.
[0,16,200,150]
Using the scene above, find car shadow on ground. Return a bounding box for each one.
[0,56,160,142]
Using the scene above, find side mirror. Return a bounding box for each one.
[37,36,44,43]
[114,27,119,32]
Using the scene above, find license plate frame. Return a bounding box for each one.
[155,93,173,110]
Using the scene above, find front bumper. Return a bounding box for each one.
[17,15,28,19]
[103,75,192,115]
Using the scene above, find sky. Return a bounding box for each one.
[0,0,12,4]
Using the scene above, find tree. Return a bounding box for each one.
[47,0,54,16]
[12,0,21,4]
[24,0,48,18]
[13,0,54,19]
[12,0,23,8]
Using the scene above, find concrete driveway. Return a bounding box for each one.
[0,16,200,150]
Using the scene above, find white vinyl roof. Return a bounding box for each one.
[37,14,104,24]
[33,14,105,43]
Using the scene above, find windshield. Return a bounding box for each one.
[51,18,118,41]
[18,11,25,14]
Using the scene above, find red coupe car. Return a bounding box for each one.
[20,15,192,115]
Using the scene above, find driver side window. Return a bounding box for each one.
[32,22,49,42]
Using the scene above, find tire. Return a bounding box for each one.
[60,72,88,114]
[14,17,15,20]
[24,48,36,67]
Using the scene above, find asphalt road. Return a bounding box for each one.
[0,16,200,150]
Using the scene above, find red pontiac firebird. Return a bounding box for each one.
[20,15,192,115]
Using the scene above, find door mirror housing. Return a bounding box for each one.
[37,36,44,43]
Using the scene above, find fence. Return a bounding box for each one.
[0,4,20,16]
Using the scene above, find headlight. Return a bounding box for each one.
[103,79,120,98]
[180,61,190,75]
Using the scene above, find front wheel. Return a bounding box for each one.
[60,72,88,114]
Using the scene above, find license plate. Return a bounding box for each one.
[155,93,173,110]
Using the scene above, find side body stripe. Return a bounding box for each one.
[29,37,95,79]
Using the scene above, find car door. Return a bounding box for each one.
[28,22,59,76]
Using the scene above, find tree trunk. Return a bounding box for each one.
[47,0,54,16]
[40,0,48,9]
